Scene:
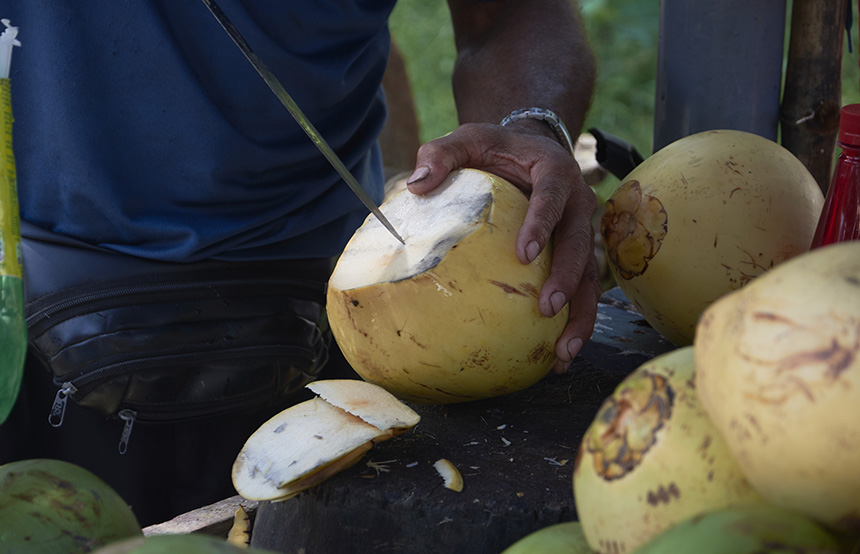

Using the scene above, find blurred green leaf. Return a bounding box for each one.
[389,0,458,142]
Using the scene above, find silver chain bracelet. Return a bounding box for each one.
[500,107,575,157]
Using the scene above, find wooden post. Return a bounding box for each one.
[653,0,787,151]
[780,0,847,193]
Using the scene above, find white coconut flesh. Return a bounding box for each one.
[433,458,464,492]
[329,170,492,291]
[307,379,420,432]
[232,380,420,501]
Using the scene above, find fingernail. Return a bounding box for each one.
[550,291,567,315]
[406,166,430,184]
[525,241,541,262]
[567,337,584,360]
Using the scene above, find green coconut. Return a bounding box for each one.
[501,522,594,554]
[631,504,841,554]
[0,458,142,553]
[573,347,764,554]
[93,534,278,554]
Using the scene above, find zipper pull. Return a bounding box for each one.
[48,382,77,428]
[117,409,137,455]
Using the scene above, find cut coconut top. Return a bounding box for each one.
[307,379,420,432]
[330,169,495,291]
[232,380,421,502]
[232,397,382,501]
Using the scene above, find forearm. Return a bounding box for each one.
[446,0,596,137]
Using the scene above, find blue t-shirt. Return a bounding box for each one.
[5,1,394,261]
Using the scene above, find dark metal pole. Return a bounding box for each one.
[653,0,788,152]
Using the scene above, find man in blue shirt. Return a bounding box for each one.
[1,0,598,526]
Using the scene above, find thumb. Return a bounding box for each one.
[405,126,487,195]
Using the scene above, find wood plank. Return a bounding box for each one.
[142,495,259,539]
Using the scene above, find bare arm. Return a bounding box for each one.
[447,0,594,136]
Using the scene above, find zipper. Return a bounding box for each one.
[112,373,316,454]
[26,276,323,332]
[48,381,77,427]
[117,409,136,455]
[46,344,319,451]
[55,343,313,391]
[34,273,326,453]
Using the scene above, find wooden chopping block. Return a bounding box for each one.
[248,289,674,553]
[250,354,638,553]
[142,289,672,552]
[249,289,674,553]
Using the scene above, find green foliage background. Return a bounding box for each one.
[389,0,860,202]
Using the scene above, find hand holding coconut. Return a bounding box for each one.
[404,0,600,373]
[405,123,603,374]
[328,168,578,403]
[328,108,603,402]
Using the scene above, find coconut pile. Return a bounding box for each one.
[566,131,859,554]
[570,239,860,554]
[504,130,857,553]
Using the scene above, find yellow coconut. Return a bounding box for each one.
[601,130,823,345]
[327,168,567,404]
[573,346,764,554]
[694,241,860,533]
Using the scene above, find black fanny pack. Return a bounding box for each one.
[22,223,331,453]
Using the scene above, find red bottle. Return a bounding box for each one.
[810,104,860,248]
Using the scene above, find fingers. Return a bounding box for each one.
[534,173,596,318]
[515,158,587,264]
[552,248,602,374]
[405,124,492,195]
[530,172,597,375]
[405,123,542,196]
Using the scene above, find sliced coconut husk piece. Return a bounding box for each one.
[433,458,464,492]
[307,379,420,434]
[232,380,420,502]
[226,505,251,547]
